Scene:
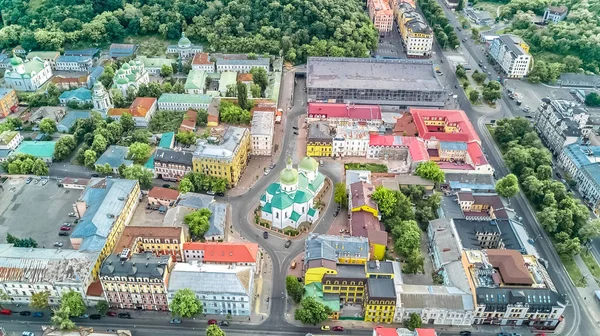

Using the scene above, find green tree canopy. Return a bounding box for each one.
[95,300,109,315]
[206,325,226,336]
[415,161,445,183]
[61,291,86,317]
[495,174,520,198]
[39,118,57,134]
[294,297,332,325]
[128,142,152,164]
[53,136,77,161]
[169,288,203,319]
[184,208,212,239]
[286,275,304,303]
[123,165,153,189]
[406,312,422,330]
[30,291,50,309]
[334,182,348,208]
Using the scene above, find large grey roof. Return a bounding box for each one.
[368,278,396,299]
[453,218,524,252]
[307,57,444,92]
[216,57,269,67]
[193,127,248,161]
[168,263,253,296]
[154,148,193,166]
[308,121,332,142]
[397,284,474,311]
[498,35,527,57]
[95,145,133,168]
[207,202,227,237]
[177,192,215,209]
[100,252,170,279]
[304,234,369,264]
[476,287,565,312]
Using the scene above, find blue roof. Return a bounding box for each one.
[64,48,99,57]
[159,132,174,149]
[206,202,226,237]
[109,44,138,57]
[58,111,92,131]
[177,192,214,209]
[0,149,12,158]
[144,153,155,169]
[95,145,133,168]
[563,143,600,169]
[34,133,46,141]
[56,55,92,63]
[583,164,600,186]
[71,178,138,252]
[89,66,104,81]
[59,88,92,102]
[440,141,468,151]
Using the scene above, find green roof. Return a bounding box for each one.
[298,173,325,193]
[260,194,266,202]
[138,56,174,69]
[144,153,155,169]
[308,207,316,216]
[184,70,208,90]
[266,183,280,195]
[26,51,59,59]
[218,71,238,94]
[293,189,311,203]
[280,167,298,185]
[158,94,213,104]
[22,58,47,75]
[271,193,294,210]
[299,157,319,172]
[159,132,174,148]
[290,211,301,222]
[15,141,56,158]
[0,131,19,145]
[262,202,272,214]
[303,282,340,312]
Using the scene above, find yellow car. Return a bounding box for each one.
[321,326,330,331]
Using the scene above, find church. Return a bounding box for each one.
[4,56,53,92]
[166,32,203,59]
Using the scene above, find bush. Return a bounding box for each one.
[344,163,388,173]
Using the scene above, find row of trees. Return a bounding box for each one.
[149,110,209,133]
[179,172,228,194]
[1,154,49,176]
[493,118,600,255]
[0,0,378,63]
[418,0,460,49]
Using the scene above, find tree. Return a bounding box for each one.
[403,249,425,274]
[39,118,57,134]
[96,300,109,315]
[30,291,50,310]
[169,288,203,319]
[495,174,520,198]
[471,71,487,85]
[96,163,113,175]
[286,276,304,303]
[415,161,445,184]
[586,92,600,107]
[91,134,108,153]
[371,187,398,218]
[53,136,77,161]
[219,101,251,125]
[206,325,226,336]
[176,131,197,146]
[391,220,421,256]
[128,142,152,164]
[84,149,98,167]
[179,178,194,193]
[554,232,581,256]
[579,219,600,242]
[123,165,153,189]
[184,208,212,239]
[120,112,135,133]
[210,178,227,193]
[334,182,348,208]
[406,312,422,330]
[469,90,480,103]
[51,305,76,330]
[455,65,466,79]
[61,290,86,317]
[160,64,173,78]
[470,26,478,39]
[237,82,248,110]
[250,83,261,98]
[0,290,11,308]
[6,233,38,247]
[250,67,268,93]
[294,297,332,325]
[563,55,582,73]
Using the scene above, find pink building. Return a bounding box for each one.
[368,0,394,33]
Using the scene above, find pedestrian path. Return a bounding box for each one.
[574,254,600,323]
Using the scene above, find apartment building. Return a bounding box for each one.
[396,3,433,58]
[157,94,213,111]
[558,144,600,215]
[456,192,508,220]
[364,278,397,323]
[488,35,532,78]
[55,55,93,72]
[192,53,215,72]
[453,218,525,252]
[192,127,251,187]
[367,135,428,169]
[306,103,383,127]
[307,121,333,157]
[215,57,269,73]
[100,252,173,310]
[368,0,394,33]
[0,88,18,117]
[0,131,23,150]
[543,5,568,23]
[147,187,180,208]
[154,148,193,182]
[182,242,259,272]
[250,111,274,156]
[332,125,373,157]
[113,226,186,262]
[533,99,588,155]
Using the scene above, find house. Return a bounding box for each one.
[58,88,92,106]
[364,278,396,323]
[456,192,508,220]
[94,145,133,173]
[463,8,494,25]
[488,35,532,79]
[64,48,100,58]
[14,141,56,163]
[350,210,387,260]
[54,55,93,72]
[113,226,187,262]
[237,72,253,85]
[154,148,194,181]
[368,0,393,33]
[29,106,67,124]
[543,5,568,23]
[100,252,172,310]
[26,51,60,68]
[137,56,174,76]
[112,59,150,96]
[157,94,213,111]
[218,71,238,96]
[533,99,587,155]
[108,97,157,127]
[0,88,18,117]
[215,56,269,73]
[304,234,370,284]
[4,56,53,92]
[182,242,260,272]
[60,177,90,190]
[179,109,198,132]
[166,32,202,59]
[396,4,433,58]
[109,44,139,58]
[306,121,333,157]
[191,52,215,72]
[260,157,325,230]
[0,131,23,150]
[207,97,220,126]
[184,70,208,94]
[250,111,274,156]
[167,263,254,316]
[148,186,180,208]
[349,181,379,219]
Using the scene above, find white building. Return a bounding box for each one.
[92,81,113,113]
[167,262,254,316]
[111,59,149,96]
[488,35,532,79]
[250,111,274,156]
[332,125,374,157]
[533,99,588,155]
[543,6,568,24]
[260,157,325,229]
[4,56,53,92]
[0,131,23,150]
[0,244,96,306]
[191,53,215,72]
[215,57,269,73]
[558,144,600,216]
[403,20,433,58]
[157,94,213,111]
[166,33,203,59]
[54,55,93,72]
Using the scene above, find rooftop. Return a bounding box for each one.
[215,56,269,67]
[154,148,193,166]
[349,181,378,212]
[251,111,274,136]
[303,282,341,313]
[547,5,568,14]
[159,132,174,149]
[100,252,170,279]
[26,51,60,59]
[15,141,56,158]
[307,103,382,120]
[64,48,100,57]
[182,242,259,263]
[148,186,180,201]
[453,218,524,252]
[485,249,534,285]
[350,210,386,244]
[0,131,19,145]
[346,170,371,185]
[307,57,443,92]
[457,192,508,219]
[177,192,214,209]
[218,71,238,93]
[368,278,396,299]
[304,233,369,264]
[113,226,184,254]
[129,97,157,118]
[396,284,474,311]
[393,113,419,136]
[95,145,133,168]
[59,111,92,131]
[193,126,248,161]
[180,109,198,131]
[192,53,213,65]
[158,94,213,105]
[185,70,208,90]
[497,35,528,57]
[56,55,92,64]
[410,108,480,144]
[168,262,253,295]
[307,121,332,141]
[59,88,92,102]
[137,56,173,69]
[71,178,138,252]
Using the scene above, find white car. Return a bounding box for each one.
[68,212,77,217]
[23,332,35,336]
[41,179,48,186]
[53,242,64,247]
[264,169,271,175]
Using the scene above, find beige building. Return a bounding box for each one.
[368,0,394,33]
[250,111,275,156]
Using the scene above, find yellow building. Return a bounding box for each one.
[364,278,396,323]
[192,126,251,187]
[113,226,188,262]
[322,265,367,303]
[307,121,332,157]
[71,178,141,280]
[0,88,18,118]
[349,181,380,219]
[305,259,338,285]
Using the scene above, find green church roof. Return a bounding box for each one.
[299,157,319,172]
[293,189,312,203]
[271,193,294,210]
[280,167,298,185]
[290,211,301,222]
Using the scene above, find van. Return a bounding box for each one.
[319,160,323,167]
[1,309,12,315]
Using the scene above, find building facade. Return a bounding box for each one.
[113,226,186,262]
[364,278,396,323]
[55,56,93,72]
[533,99,586,155]
[307,122,333,157]
[4,57,53,92]
[92,81,113,113]
[250,111,274,156]
[166,33,203,59]
[59,88,92,106]
[543,6,568,23]
[192,127,251,187]
[368,0,394,33]
[396,3,433,58]
[215,57,269,73]
[182,242,259,273]
[192,53,215,72]
[0,131,24,150]
[488,35,532,78]
[157,94,213,111]
[558,144,600,215]
[0,88,18,117]
[154,148,193,181]
[100,252,172,310]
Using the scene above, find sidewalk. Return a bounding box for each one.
[574,254,600,323]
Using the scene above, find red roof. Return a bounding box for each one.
[350,210,385,238]
[180,109,197,131]
[148,186,180,200]
[467,142,488,166]
[308,103,381,120]
[183,242,259,263]
[393,113,418,136]
[368,135,429,162]
[410,108,480,144]
[237,73,253,82]
[192,52,213,65]
[415,328,438,336]
[373,327,400,336]
[130,97,157,117]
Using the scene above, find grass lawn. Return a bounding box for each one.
[561,253,587,287]
[344,163,388,173]
[472,1,501,18]
[581,251,600,286]
[123,35,175,57]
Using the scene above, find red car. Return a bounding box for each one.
[332,326,344,332]
[207,319,217,325]
[60,226,71,231]
[0,309,11,315]
[106,312,117,317]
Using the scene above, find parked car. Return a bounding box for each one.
[206,190,215,195]
[292,126,298,130]
[33,179,39,184]
[0,309,11,315]
[78,314,89,319]
[118,312,131,319]
[208,319,217,325]
[263,231,268,239]
[20,311,31,316]
[293,131,298,135]
[460,332,472,336]
[41,179,48,186]
[91,174,99,177]
[332,326,344,331]
[556,172,562,179]
[58,232,69,236]
[170,319,182,324]
[68,212,77,217]
[321,326,330,330]
[106,312,117,317]
[32,312,44,317]
[60,226,71,231]
[22,332,35,336]
[90,314,102,320]
[269,163,276,169]
[285,240,292,248]
[162,184,171,188]
[264,169,271,175]
[53,242,63,247]
[333,209,339,217]
[219,321,229,326]
[63,223,72,227]
[25,177,32,184]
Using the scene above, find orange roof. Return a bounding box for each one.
[180,109,197,131]
[107,108,130,116]
[86,281,104,297]
[237,73,253,82]
[148,186,180,200]
[410,108,480,144]
[130,97,157,117]
[192,52,213,65]
[183,242,259,263]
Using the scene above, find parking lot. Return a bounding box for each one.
[0,177,81,249]
[128,195,167,227]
